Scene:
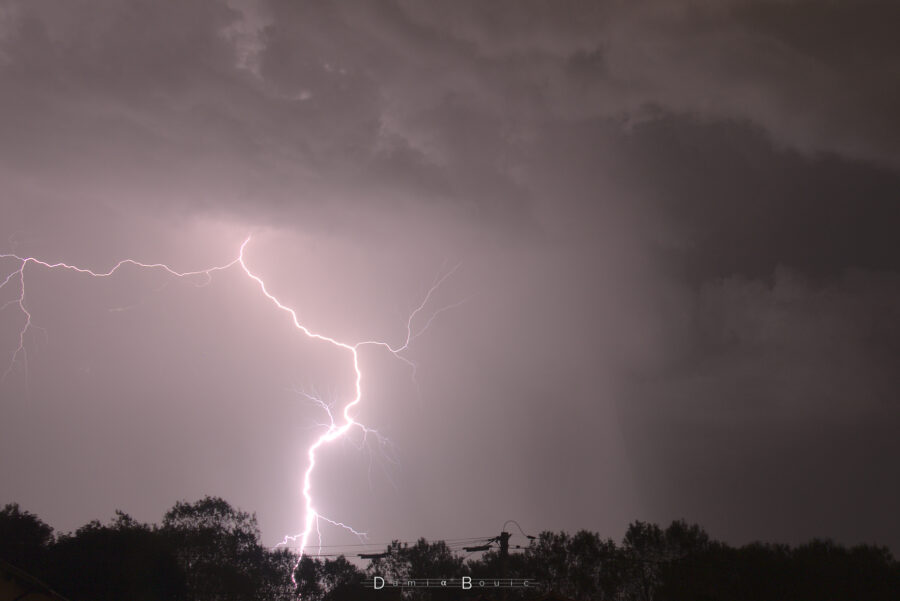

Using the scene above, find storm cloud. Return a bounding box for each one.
[1,0,898,554]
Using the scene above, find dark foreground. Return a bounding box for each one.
[2,497,898,601]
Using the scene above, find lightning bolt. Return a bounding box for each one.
[0,235,457,589]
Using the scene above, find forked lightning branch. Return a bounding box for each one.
[0,236,456,583]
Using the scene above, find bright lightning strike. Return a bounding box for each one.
[0,236,457,588]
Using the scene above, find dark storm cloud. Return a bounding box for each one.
[4,0,899,228]
[622,268,900,546]
[1,0,899,553]
[601,116,900,281]
[0,0,539,231]
[391,0,900,163]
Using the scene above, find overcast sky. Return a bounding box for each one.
[1,0,899,555]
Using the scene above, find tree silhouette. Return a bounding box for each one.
[0,502,53,578]
[294,554,374,601]
[49,511,185,601]
[161,495,294,601]
[520,530,618,600]
[3,500,899,601]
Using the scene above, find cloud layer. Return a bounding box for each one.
[1,0,898,552]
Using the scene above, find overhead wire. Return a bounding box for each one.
[269,534,498,557]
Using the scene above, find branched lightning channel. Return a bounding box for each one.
[0,251,240,380]
[1,236,457,587]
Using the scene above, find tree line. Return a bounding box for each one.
[2,497,898,600]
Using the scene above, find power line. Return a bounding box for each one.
[267,523,542,561]
[269,534,498,557]
[269,535,490,550]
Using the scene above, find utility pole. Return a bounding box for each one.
[499,531,511,601]
[496,520,535,600]
[499,531,511,573]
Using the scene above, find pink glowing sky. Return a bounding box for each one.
[2,0,899,554]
